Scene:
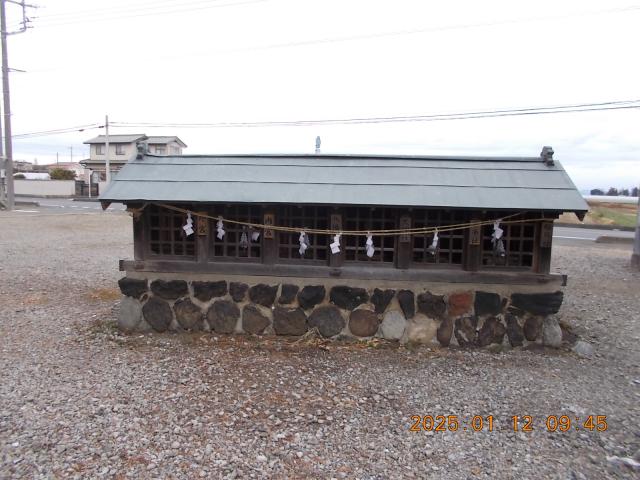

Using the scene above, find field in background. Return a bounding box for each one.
[559,199,638,227]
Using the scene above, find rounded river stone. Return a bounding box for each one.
[349,309,379,337]
[192,281,227,302]
[118,277,148,299]
[297,285,326,310]
[174,298,203,330]
[273,307,307,336]
[308,305,345,338]
[207,300,240,334]
[142,297,173,332]
[242,304,271,334]
[150,279,188,300]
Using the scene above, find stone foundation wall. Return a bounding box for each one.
[117,273,567,348]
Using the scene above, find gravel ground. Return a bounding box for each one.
[0,211,638,479]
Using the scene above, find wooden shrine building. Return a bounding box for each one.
[101,145,588,345]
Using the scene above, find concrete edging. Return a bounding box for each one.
[555,222,635,232]
[594,236,634,245]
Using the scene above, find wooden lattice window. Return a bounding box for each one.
[148,205,196,258]
[344,207,396,263]
[481,219,536,268]
[412,209,466,266]
[209,205,262,261]
[278,206,329,262]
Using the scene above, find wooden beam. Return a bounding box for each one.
[120,258,565,286]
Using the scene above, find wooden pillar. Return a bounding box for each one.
[396,213,412,269]
[535,220,553,274]
[129,203,146,261]
[329,211,344,267]
[195,210,209,264]
[463,217,482,272]
[262,209,278,265]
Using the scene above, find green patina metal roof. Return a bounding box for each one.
[99,152,588,213]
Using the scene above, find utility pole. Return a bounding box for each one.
[0,87,4,207]
[105,114,110,184]
[1,0,14,209]
[0,0,34,210]
[632,189,640,271]
[69,146,72,162]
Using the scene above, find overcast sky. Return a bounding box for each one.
[6,0,640,190]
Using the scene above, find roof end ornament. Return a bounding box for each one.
[541,146,554,166]
[136,142,148,160]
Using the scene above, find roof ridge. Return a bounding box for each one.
[141,153,543,162]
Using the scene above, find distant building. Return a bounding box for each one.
[81,134,187,181]
[15,172,50,180]
[13,160,34,172]
[42,162,86,178]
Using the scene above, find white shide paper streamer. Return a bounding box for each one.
[427,229,439,255]
[365,233,375,258]
[299,231,310,256]
[216,217,226,240]
[492,221,505,256]
[182,212,194,237]
[330,233,342,254]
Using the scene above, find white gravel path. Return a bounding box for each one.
[0,212,638,479]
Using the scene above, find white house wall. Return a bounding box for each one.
[91,143,137,162]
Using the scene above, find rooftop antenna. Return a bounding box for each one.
[315,136,321,154]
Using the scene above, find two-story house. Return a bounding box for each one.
[81,134,187,181]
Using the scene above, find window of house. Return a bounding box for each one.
[278,206,329,263]
[209,205,262,261]
[115,144,125,155]
[154,145,166,155]
[481,216,536,268]
[412,209,466,266]
[343,207,396,263]
[95,144,104,155]
[170,146,180,155]
[148,205,196,258]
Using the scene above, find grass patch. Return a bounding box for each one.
[87,318,119,336]
[86,287,121,302]
[589,206,637,228]
[558,201,637,227]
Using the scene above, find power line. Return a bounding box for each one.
[17,4,640,74]
[24,3,640,39]
[13,123,102,139]
[109,99,640,129]
[213,4,640,54]
[31,0,269,28]
[10,99,640,140]
[37,0,233,19]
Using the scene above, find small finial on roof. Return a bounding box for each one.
[541,146,554,166]
[136,141,148,160]
[315,136,321,154]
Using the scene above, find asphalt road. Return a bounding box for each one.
[11,197,125,215]
[553,226,635,249]
[5,197,637,248]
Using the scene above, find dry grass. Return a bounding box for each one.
[558,200,637,227]
[86,287,121,302]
